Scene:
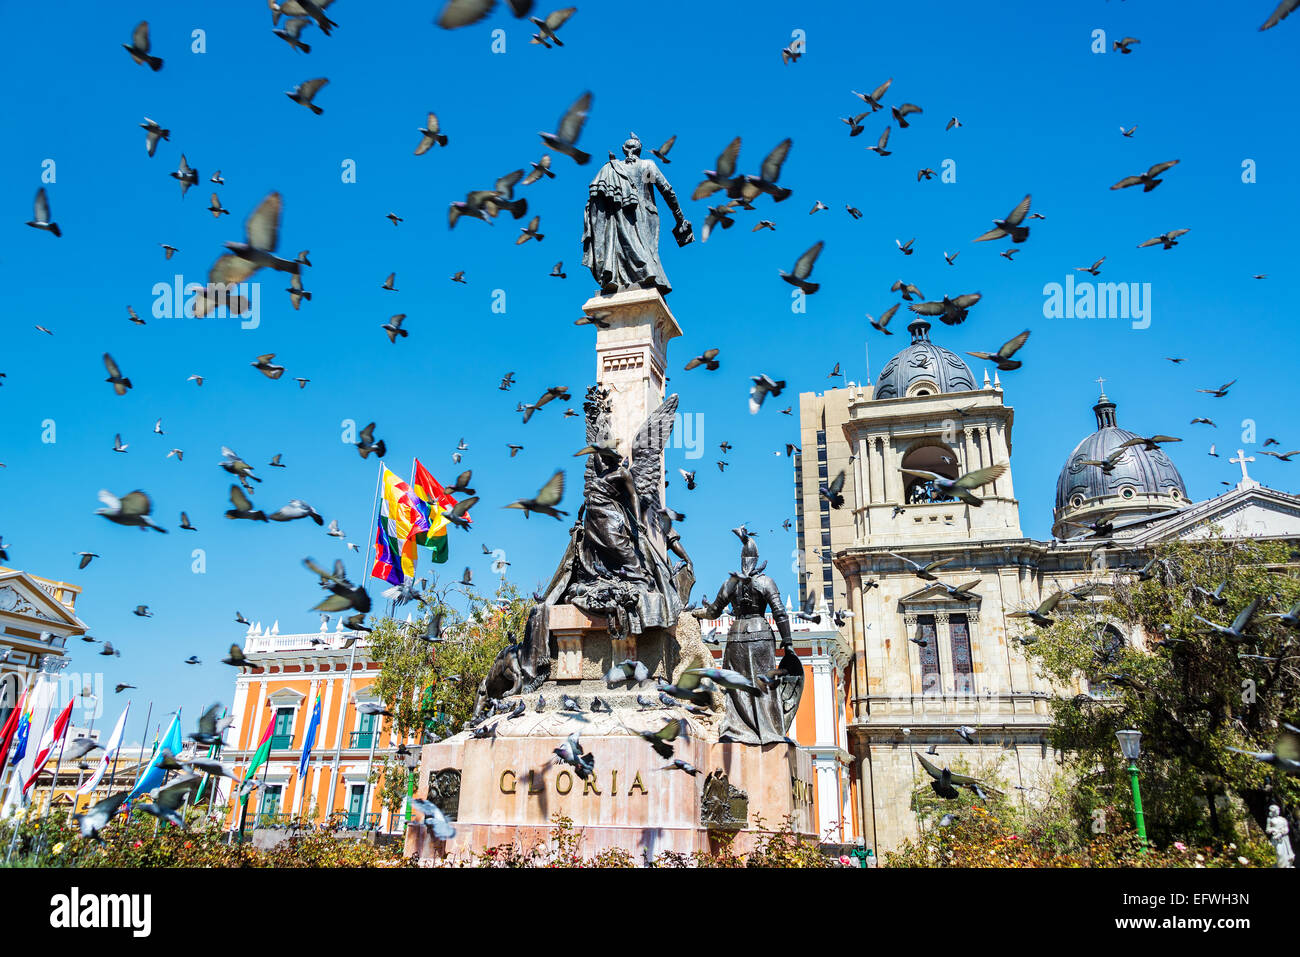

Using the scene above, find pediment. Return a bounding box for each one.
[0,571,85,632]
[1126,487,1300,544]
[898,581,982,605]
[267,687,305,707]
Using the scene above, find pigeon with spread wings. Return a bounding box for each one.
[972,195,1032,243]
[540,90,592,165]
[96,489,167,533]
[506,470,567,519]
[915,752,995,801]
[779,241,824,294]
[413,112,448,154]
[966,330,1030,370]
[900,463,1007,507]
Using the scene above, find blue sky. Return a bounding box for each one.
[1,1,1296,739]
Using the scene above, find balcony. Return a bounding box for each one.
[253,812,306,830]
[269,734,294,750]
[328,810,380,831]
[349,731,375,749]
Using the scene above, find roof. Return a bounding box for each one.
[873,319,976,400]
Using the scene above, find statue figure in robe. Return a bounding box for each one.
[582,133,693,295]
[692,529,804,745]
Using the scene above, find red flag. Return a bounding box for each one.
[23,697,75,793]
[0,687,27,780]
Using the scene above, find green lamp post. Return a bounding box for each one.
[1116,729,1147,854]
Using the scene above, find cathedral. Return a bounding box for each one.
[794,317,1300,854]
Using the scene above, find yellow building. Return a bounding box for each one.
[221,621,403,835]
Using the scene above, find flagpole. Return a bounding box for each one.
[33,718,71,864]
[39,710,71,819]
[5,669,56,862]
[361,714,381,831]
[23,679,57,806]
[361,462,383,589]
[68,765,85,825]
[113,700,150,800]
[324,636,361,819]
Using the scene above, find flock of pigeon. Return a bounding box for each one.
[10,0,1300,845]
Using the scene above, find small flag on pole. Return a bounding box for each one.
[78,702,130,795]
[298,694,321,779]
[411,458,461,563]
[23,697,75,793]
[241,713,275,797]
[0,688,29,781]
[371,466,420,584]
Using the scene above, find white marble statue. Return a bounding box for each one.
[1267,805,1294,868]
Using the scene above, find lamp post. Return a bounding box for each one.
[1116,729,1147,854]
[402,744,421,827]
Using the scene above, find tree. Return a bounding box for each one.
[1023,536,1300,848]
[363,575,535,814]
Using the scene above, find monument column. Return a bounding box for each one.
[582,287,682,462]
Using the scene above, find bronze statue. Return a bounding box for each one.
[692,529,803,745]
[582,133,693,295]
[515,387,686,668]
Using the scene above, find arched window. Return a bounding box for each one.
[901,443,960,504]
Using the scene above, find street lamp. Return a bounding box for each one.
[1115,729,1147,854]
[402,745,422,827]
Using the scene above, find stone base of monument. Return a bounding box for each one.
[404,609,816,862]
[405,722,816,861]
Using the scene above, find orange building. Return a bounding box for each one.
[221,621,404,835]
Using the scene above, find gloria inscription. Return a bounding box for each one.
[499,768,649,797]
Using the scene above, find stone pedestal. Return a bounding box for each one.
[404,612,815,863]
[546,604,676,705]
[405,715,816,861]
[583,288,682,518]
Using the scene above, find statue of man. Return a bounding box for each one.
[692,529,803,745]
[582,133,693,295]
[1267,805,1294,868]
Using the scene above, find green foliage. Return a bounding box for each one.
[369,754,409,818]
[0,807,412,868]
[1022,537,1300,848]
[366,576,534,743]
[457,813,832,868]
[884,802,1268,868]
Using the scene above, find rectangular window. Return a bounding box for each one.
[270,707,295,749]
[260,784,282,819]
[823,583,834,601]
[917,615,940,694]
[346,784,366,828]
[950,614,974,695]
[821,531,831,547]
[818,463,828,479]
[273,708,293,735]
[352,710,377,749]
[817,447,828,463]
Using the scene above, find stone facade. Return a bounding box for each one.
[795,356,1300,856]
